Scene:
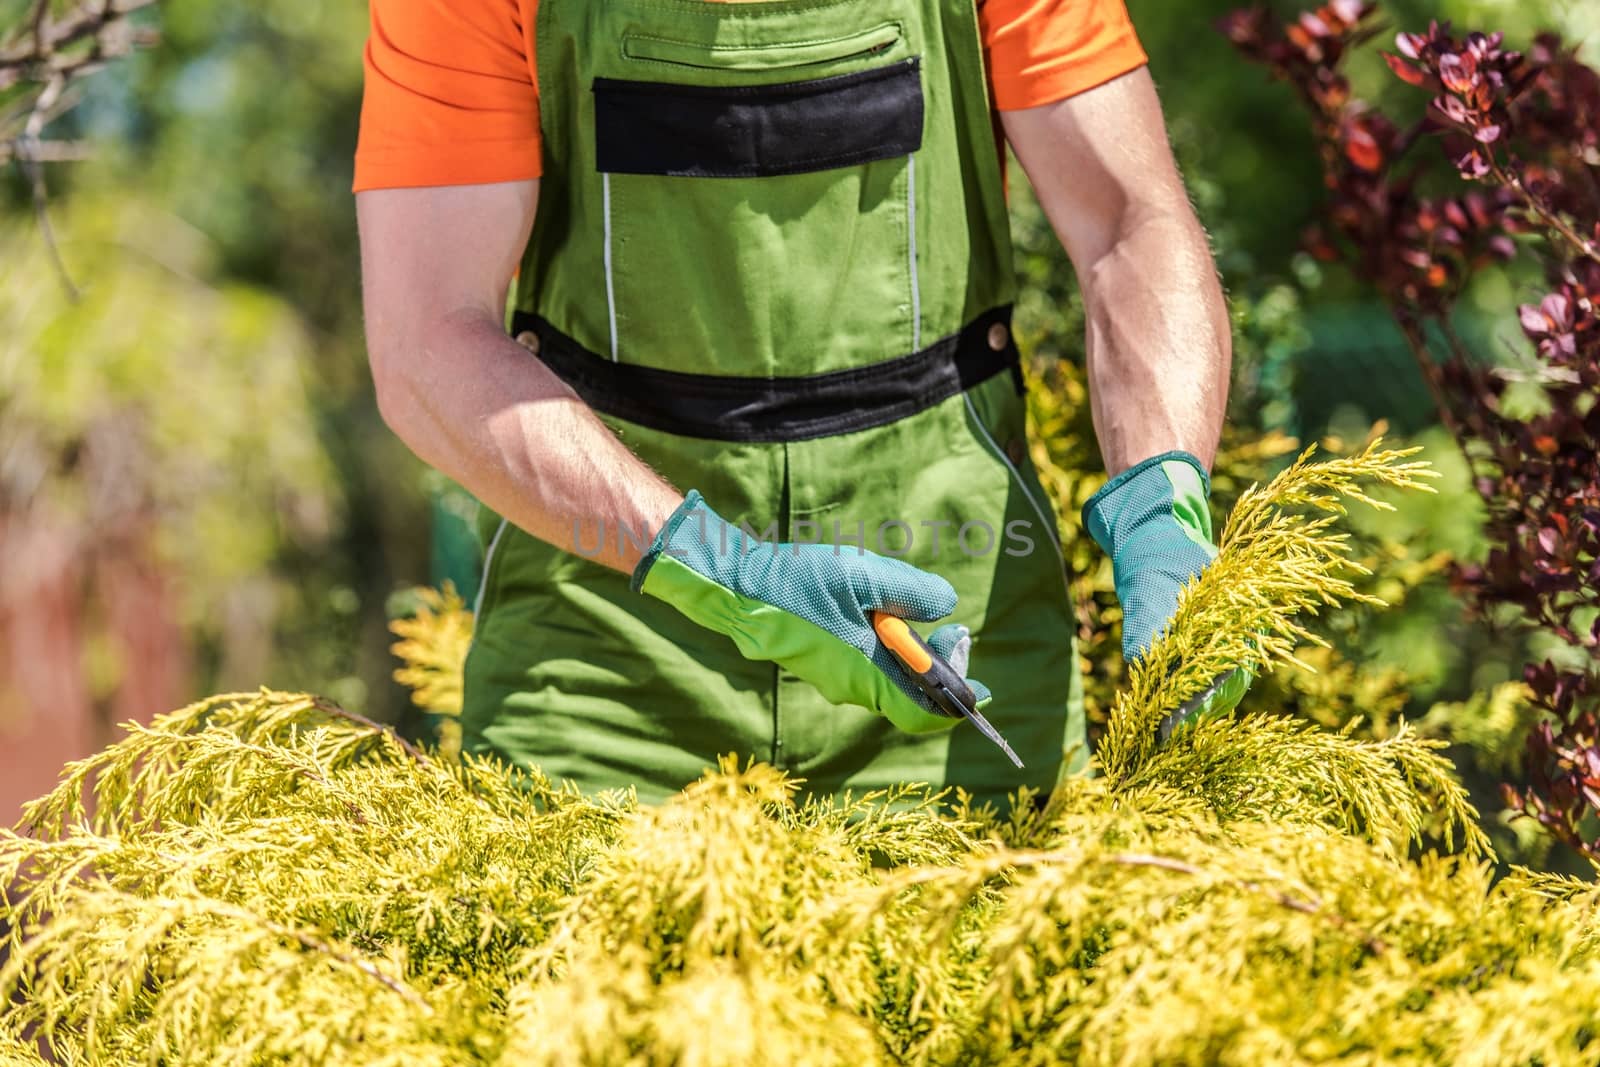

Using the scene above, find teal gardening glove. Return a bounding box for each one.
[632,491,988,734]
[1083,451,1251,740]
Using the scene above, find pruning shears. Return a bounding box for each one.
[871,611,1024,769]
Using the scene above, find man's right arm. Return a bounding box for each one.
[356,180,684,574]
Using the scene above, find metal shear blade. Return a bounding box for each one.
[938,684,1024,769]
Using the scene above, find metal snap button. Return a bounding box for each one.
[514,331,541,355]
[987,322,1009,351]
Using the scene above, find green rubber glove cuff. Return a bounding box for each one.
[1083,450,1214,556]
[629,492,700,594]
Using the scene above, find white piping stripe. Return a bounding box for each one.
[473,518,509,616]
[602,172,620,362]
[907,154,921,351]
[963,393,1065,558]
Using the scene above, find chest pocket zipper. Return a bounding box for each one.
[620,22,902,73]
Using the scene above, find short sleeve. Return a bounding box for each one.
[353,0,542,192]
[978,0,1149,112]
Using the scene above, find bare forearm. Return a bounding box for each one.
[1080,204,1230,473]
[1001,71,1231,477]
[374,309,682,574]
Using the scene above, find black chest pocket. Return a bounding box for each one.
[594,59,924,179]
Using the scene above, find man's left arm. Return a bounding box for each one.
[1002,68,1249,729]
[1001,66,1228,474]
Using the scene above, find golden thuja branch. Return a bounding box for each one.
[1098,440,1439,783]
[389,584,474,760]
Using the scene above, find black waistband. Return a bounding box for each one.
[508,308,1022,443]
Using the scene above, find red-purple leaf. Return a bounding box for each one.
[1299,11,1331,37]
[1463,193,1494,229]
[1286,23,1319,56]
[1439,53,1479,94]
[1343,122,1384,171]
[1383,51,1428,85]
[1455,147,1491,178]
[1540,292,1572,325]
[1433,95,1471,125]
[1328,0,1367,24]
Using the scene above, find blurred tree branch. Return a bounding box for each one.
[1,0,158,296]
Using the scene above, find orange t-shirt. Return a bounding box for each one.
[354,0,1147,192]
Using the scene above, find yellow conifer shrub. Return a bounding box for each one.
[3,443,1597,1066]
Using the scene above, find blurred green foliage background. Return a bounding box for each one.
[1,0,1593,851]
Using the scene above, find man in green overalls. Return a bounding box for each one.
[354,0,1245,808]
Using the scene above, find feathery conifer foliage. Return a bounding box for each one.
[3,444,1598,1065]
[388,583,473,761]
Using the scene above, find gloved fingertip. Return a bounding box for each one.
[926,623,972,675]
[872,563,957,622]
[922,573,959,621]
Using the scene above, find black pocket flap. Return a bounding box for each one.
[593,59,924,179]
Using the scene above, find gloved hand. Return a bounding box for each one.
[1083,451,1251,739]
[632,491,989,734]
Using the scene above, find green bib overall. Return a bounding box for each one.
[461,0,1085,807]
